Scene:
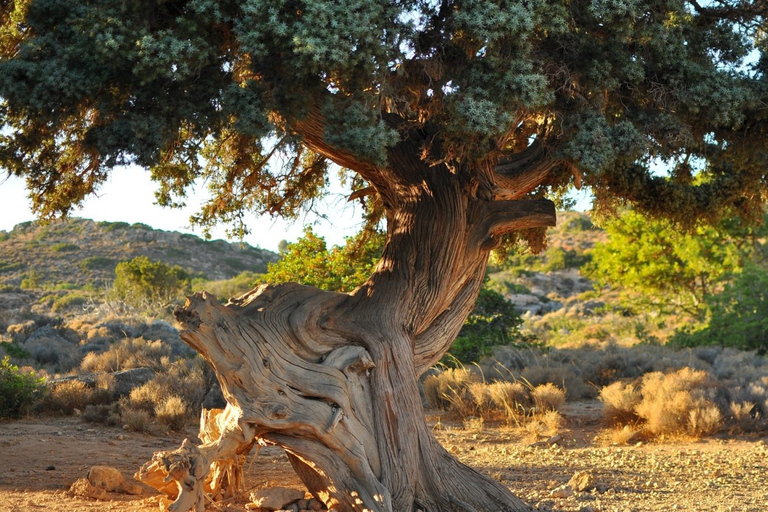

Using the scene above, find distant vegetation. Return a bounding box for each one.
[0,212,766,439]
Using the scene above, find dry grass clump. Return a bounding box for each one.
[38,372,116,415]
[487,381,530,420]
[599,381,641,424]
[531,383,566,413]
[125,358,209,421]
[600,367,725,438]
[606,424,642,445]
[423,366,566,429]
[121,407,151,432]
[80,337,171,373]
[154,395,188,430]
[524,410,564,439]
[635,367,722,437]
[423,367,479,411]
[40,380,95,415]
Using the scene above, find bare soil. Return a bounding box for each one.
[1,401,766,512]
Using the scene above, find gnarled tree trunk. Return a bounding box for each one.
[138,128,556,512]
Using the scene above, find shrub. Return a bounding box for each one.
[155,395,188,430]
[673,265,768,353]
[112,256,190,310]
[634,368,723,437]
[80,337,171,373]
[530,383,566,413]
[599,381,642,424]
[40,380,94,415]
[121,407,151,432]
[446,288,524,364]
[0,356,45,417]
[126,358,210,417]
[79,256,115,272]
[51,293,88,313]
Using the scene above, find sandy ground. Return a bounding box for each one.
[0,402,766,512]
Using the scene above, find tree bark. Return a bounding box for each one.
[138,134,556,512]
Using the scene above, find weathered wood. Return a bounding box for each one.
[139,141,554,511]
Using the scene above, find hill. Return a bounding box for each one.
[0,218,278,288]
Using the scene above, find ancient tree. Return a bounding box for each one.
[2,0,767,510]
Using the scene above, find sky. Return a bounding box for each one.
[0,165,367,253]
[0,165,594,253]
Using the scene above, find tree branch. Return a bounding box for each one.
[474,199,557,248]
[492,140,559,200]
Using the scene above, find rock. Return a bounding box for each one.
[249,487,306,511]
[308,498,325,510]
[87,465,125,491]
[567,470,597,492]
[23,325,79,370]
[69,477,107,500]
[110,367,156,397]
[120,480,147,496]
[550,484,573,498]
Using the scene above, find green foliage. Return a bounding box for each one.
[0,341,30,359]
[0,260,24,273]
[0,356,45,418]
[79,256,115,272]
[113,256,190,310]
[673,265,768,353]
[98,221,131,232]
[2,0,766,229]
[261,227,384,292]
[0,231,9,242]
[585,210,751,315]
[193,271,261,300]
[446,288,525,364]
[51,293,88,312]
[20,268,41,289]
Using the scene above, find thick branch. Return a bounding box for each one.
[493,140,559,200]
[293,105,379,178]
[473,198,557,249]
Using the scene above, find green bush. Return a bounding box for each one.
[79,256,115,271]
[673,265,768,353]
[20,269,41,289]
[446,288,526,364]
[113,256,190,310]
[51,293,88,312]
[0,356,45,418]
[98,221,130,232]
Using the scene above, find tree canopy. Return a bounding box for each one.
[2,0,767,233]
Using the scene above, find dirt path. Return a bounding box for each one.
[1,404,766,511]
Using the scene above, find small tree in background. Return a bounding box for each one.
[113,256,190,311]
[674,265,768,354]
[585,210,756,316]
[261,227,385,292]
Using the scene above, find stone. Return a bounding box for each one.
[69,477,107,500]
[87,465,125,492]
[120,480,147,496]
[249,487,306,511]
[550,484,574,498]
[568,470,597,492]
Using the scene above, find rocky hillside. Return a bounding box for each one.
[0,218,278,288]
